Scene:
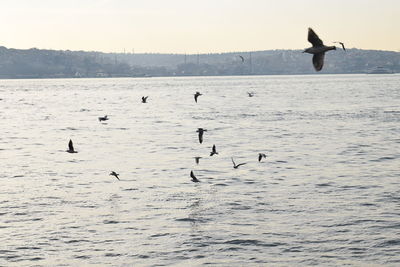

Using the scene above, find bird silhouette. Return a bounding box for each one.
[196,128,207,144]
[194,92,202,103]
[142,96,148,103]
[247,92,254,97]
[231,157,247,169]
[190,170,200,182]
[334,41,346,51]
[109,171,120,180]
[194,156,202,164]
[258,153,267,162]
[98,115,109,122]
[238,55,244,62]
[66,139,77,153]
[303,28,336,71]
[210,144,218,156]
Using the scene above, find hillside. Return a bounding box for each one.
[0,46,398,78]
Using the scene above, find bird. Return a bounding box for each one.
[210,144,218,156]
[109,171,120,180]
[196,128,207,144]
[231,157,247,169]
[194,157,202,164]
[334,41,346,51]
[98,115,109,122]
[247,92,255,97]
[190,170,200,183]
[258,153,267,162]
[194,92,202,103]
[142,96,148,103]
[303,28,336,71]
[66,139,77,153]
[238,55,244,62]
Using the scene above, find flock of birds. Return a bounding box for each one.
[66,27,346,182]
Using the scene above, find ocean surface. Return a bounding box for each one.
[0,74,399,266]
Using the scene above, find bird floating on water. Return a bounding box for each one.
[247,92,255,97]
[303,28,336,71]
[142,96,148,103]
[190,170,200,183]
[98,115,109,122]
[109,171,120,180]
[334,41,346,51]
[258,153,267,162]
[194,92,202,103]
[196,128,207,144]
[194,156,202,164]
[210,144,218,156]
[66,139,77,153]
[231,157,247,169]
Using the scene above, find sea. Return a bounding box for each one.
[0,74,399,266]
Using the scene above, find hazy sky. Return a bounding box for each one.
[0,0,399,53]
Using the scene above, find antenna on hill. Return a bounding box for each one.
[197,53,199,65]
[184,53,187,64]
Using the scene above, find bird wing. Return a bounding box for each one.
[68,140,74,151]
[212,145,216,152]
[231,157,236,167]
[312,53,325,71]
[308,28,323,47]
[190,171,196,179]
[194,94,198,102]
[258,154,262,162]
[237,163,247,167]
[198,132,203,143]
[239,55,244,62]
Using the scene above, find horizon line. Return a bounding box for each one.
[1,45,399,55]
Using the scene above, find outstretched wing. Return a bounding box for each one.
[312,53,325,71]
[236,163,247,167]
[308,28,323,47]
[68,139,74,151]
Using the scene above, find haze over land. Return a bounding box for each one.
[0,46,398,78]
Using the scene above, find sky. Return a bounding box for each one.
[0,0,399,54]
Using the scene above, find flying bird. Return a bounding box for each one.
[194,92,202,103]
[334,41,346,51]
[109,171,120,180]
[247,92,255,97]
[142,96,148,103]
[98,115,109,122]
[258,153,267,162]
[231,157,247,169]
[66,139,77,153]
[210,144,218,156]
[196,128,207,144]
[190,170,200,183]
[238,55,244,62]
[303,28,336,71]
[194,156,202,164]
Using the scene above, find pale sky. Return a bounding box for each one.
[0,0,399,53]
